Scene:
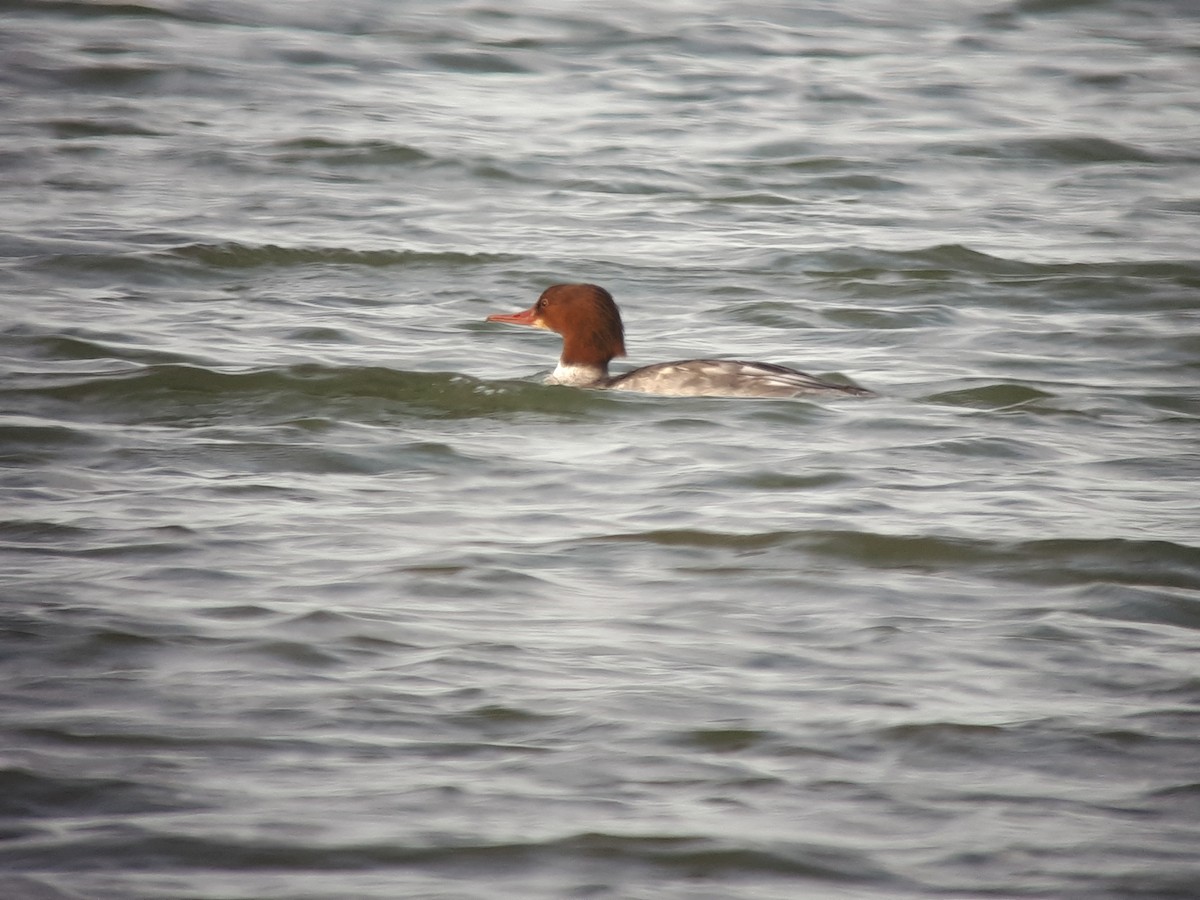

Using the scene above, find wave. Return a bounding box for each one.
[804,243,1200,278]
[592,528,1200,593]
[6,362,605,422]
[168,242,514,270]
[0,826,885,882]
[940,134,1180,165]
[0,765,185,819]
[269,138,434,167]
[0,0,199,22]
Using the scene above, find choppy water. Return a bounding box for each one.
[3,1,1200,898]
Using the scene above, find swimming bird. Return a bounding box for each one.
[486,283,872,398]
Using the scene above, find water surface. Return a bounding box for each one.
[2,1,1199,898]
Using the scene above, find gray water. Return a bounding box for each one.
[2,1,1199,898]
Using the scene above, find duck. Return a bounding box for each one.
[486,283,872,398]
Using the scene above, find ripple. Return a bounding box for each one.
[590,528,1200,593]
[168,242,513,270]
[45,117,163,139]
[4,362,590,422]
[270,138,434,167]
[925,383,1056,410]
[421,50,533,74]
[944,134,1169,164]
[0,420,102,465]
[0,826,894,884]
[0,766,186,819]
[675,727,774,753]
[5,0,200,23]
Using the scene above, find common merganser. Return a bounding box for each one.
[486,283,873,399]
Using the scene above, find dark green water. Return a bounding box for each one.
[2,1,1198,898]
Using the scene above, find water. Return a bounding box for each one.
[2,1,1199,898]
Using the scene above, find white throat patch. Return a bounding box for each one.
[548,361,606,387]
